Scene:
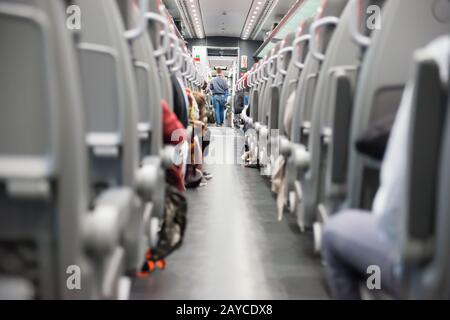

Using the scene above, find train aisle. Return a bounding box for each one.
[131,127,329,300]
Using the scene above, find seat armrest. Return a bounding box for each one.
[279,135,293,157]
[292,143,311,169]
[136,156,165,201]
[84,188,134,256]
[404,55,446,263]
[331,72,353,184]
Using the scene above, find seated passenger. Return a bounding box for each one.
[185,89,206,188]
[171,74,189,128]
[193,91,213,181]
[139,100,188,276]
[322,36,449,300]
[161,100,187,192]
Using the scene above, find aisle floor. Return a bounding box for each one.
[131,128,329,299]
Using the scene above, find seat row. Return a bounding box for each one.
[236,0,449,299]
[0,0,202,299]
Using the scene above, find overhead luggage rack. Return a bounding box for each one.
[254,0,322,58]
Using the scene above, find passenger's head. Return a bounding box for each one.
[193,92,208,123]
[193,91,206,110]
[216,68,223,76]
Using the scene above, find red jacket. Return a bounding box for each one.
[161,100,186,192]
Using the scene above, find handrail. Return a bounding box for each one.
[146,10,170,57]
[293,34,311,69]
[165,32,180,66]
[277,46,293,75]
[309,16,340,61]
[268,54,279,79]
[124,0,149,40]
[349,0,372,48]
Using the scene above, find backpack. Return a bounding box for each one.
[149,184,188,261]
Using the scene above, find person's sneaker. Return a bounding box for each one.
[203,171,213,180]
[199,178,208,187]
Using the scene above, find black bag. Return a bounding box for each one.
[207,106,216,124]
[185,165,203,189]
[234,92,245,114]
[149,184,187,261]
[355,113,396,161]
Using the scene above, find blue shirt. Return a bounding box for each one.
[210,76,228,95]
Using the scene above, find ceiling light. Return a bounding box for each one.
[256,7,260,10]
[257,1,262,4]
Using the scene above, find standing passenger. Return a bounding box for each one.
[210,68,228,127]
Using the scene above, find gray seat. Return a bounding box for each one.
[125,2,169,248]
[255,52,279,175]
[74,0,148,275]
[258,43,281,173]
[283,0,349,230]
[250,57,268,165]
[328,36,449,300]
[278,19,313,133]
[299,0,361,233]
[243,63,260,166]
[346,0,450,210]
[249,61,262,123]
[147,0,174,110]
[265,34,297,177]
[291,0,348,145]
[400,37,449,299]
[318,0,386,226]
[0,0,131,299]
[277,20,314,215]
[268,35,295,131]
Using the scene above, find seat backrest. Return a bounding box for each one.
[129,6,163,158]
[290,0,348,144]
[0,0,90,299]
[346,0,450,209]
[75,0,139,194]
[431,90,450,299]
[301,1,360,222]
[267,33,296,131]
[278,19,313,132]
[260,43,281,126]
[148,0,174,109]
[250,63,260,121]
[401,36,449,299]
[257,55,269,123]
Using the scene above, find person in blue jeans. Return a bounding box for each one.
[210,68,228,126]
